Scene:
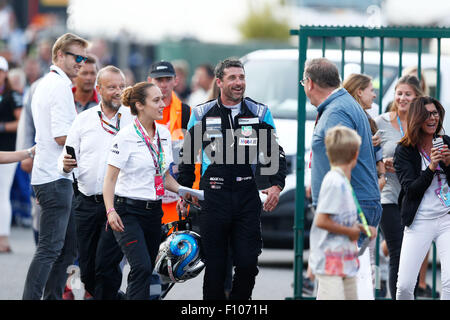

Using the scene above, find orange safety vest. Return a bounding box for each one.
[157,92,201,224]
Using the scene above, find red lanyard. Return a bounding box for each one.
[133,118,164,174]
[98,111,121,135]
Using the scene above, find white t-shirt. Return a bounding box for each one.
[308,169,360,277]
[415,154,449,220]
[223,102,241,120]
[31,65,77,185]
[107,121,173,201]
[58,105,135,196]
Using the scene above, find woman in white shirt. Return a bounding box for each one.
[103,82,185,299]
[394,96,450,299]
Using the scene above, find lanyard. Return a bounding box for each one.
[133,118,164,174]
[419,147,443,184]
[397,116,405,137]
[51,69,79,115]
[331,167,372,237]
[98,111,121,135]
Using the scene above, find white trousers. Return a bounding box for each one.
[0,163,17,236]
[396,214,450,300]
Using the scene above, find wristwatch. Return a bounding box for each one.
[27,148,34,159]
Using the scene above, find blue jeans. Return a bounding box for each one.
[22,179,77,300]
[358,199,382,246]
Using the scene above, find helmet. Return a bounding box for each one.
[155,230,205,283]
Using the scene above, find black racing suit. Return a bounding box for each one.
[178,96,287,300]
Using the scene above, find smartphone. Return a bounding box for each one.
[374,130,385,137]
[432,137,444,150]
[65,145,77,161]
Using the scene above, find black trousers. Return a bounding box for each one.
[113,197,163,300]
[73,194,123,300]
[379,203,404,299]
[199,181,262,300]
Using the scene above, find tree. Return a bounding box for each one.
[238,3,291,42]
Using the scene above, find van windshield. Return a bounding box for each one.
[244,58,397,120]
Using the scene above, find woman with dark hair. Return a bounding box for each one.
[394,96,450,300]
[374,74,423,298]
[0,56,23,253]
[103,82,188,299]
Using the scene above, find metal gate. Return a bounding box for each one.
[290,25,450,300]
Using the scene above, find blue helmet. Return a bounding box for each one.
[155,230,205,283]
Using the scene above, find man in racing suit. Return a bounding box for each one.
[178,58,287,300]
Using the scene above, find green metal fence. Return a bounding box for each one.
[290,25,450,300]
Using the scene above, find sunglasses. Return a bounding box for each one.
[65,51,88,63]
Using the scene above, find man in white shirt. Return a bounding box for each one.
[59,66,133,300]
[23,33,89,300]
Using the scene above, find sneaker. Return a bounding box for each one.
[62,285,75,300]
[417,284,440,298]
[302,277,315,296]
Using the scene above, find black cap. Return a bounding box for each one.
[149,61,175,78]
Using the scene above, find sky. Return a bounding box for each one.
[67,0,254,43]
[67,0,450,44]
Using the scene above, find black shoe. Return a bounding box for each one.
[417,284,440,298]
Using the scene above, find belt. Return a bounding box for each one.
[80,193,104,203]
[114,196,161,210]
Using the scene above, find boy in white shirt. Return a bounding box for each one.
[308,126,377,300]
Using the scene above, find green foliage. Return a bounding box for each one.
[238,3,291,42]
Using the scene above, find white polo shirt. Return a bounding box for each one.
[107,121,174,201]
[58,105,135,196]
[31,65,77,185]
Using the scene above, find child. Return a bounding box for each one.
[308,126,376,300]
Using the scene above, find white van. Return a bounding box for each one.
[242,48,450,249]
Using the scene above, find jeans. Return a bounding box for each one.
[73,194,123,300]
[357,200,382,246]
[22,179,77,300]
[379,203,404,299]
[397,214,450,300]
[113,198,163,300]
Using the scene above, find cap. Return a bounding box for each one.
[149,61,175,78]
[0,56,8,72]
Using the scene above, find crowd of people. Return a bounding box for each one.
[0,31,287,301]
[1,22,449,301]
[305,57,450,300]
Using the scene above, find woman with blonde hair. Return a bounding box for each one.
[374,74,423,298]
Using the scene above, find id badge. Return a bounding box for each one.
[435,185,450,208]
[155,174,165,197]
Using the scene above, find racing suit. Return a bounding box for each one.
[178,96,287,300]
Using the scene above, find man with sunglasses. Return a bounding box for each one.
[23,33,89,300]
[58,65,133,300]
[72,54,100,114]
